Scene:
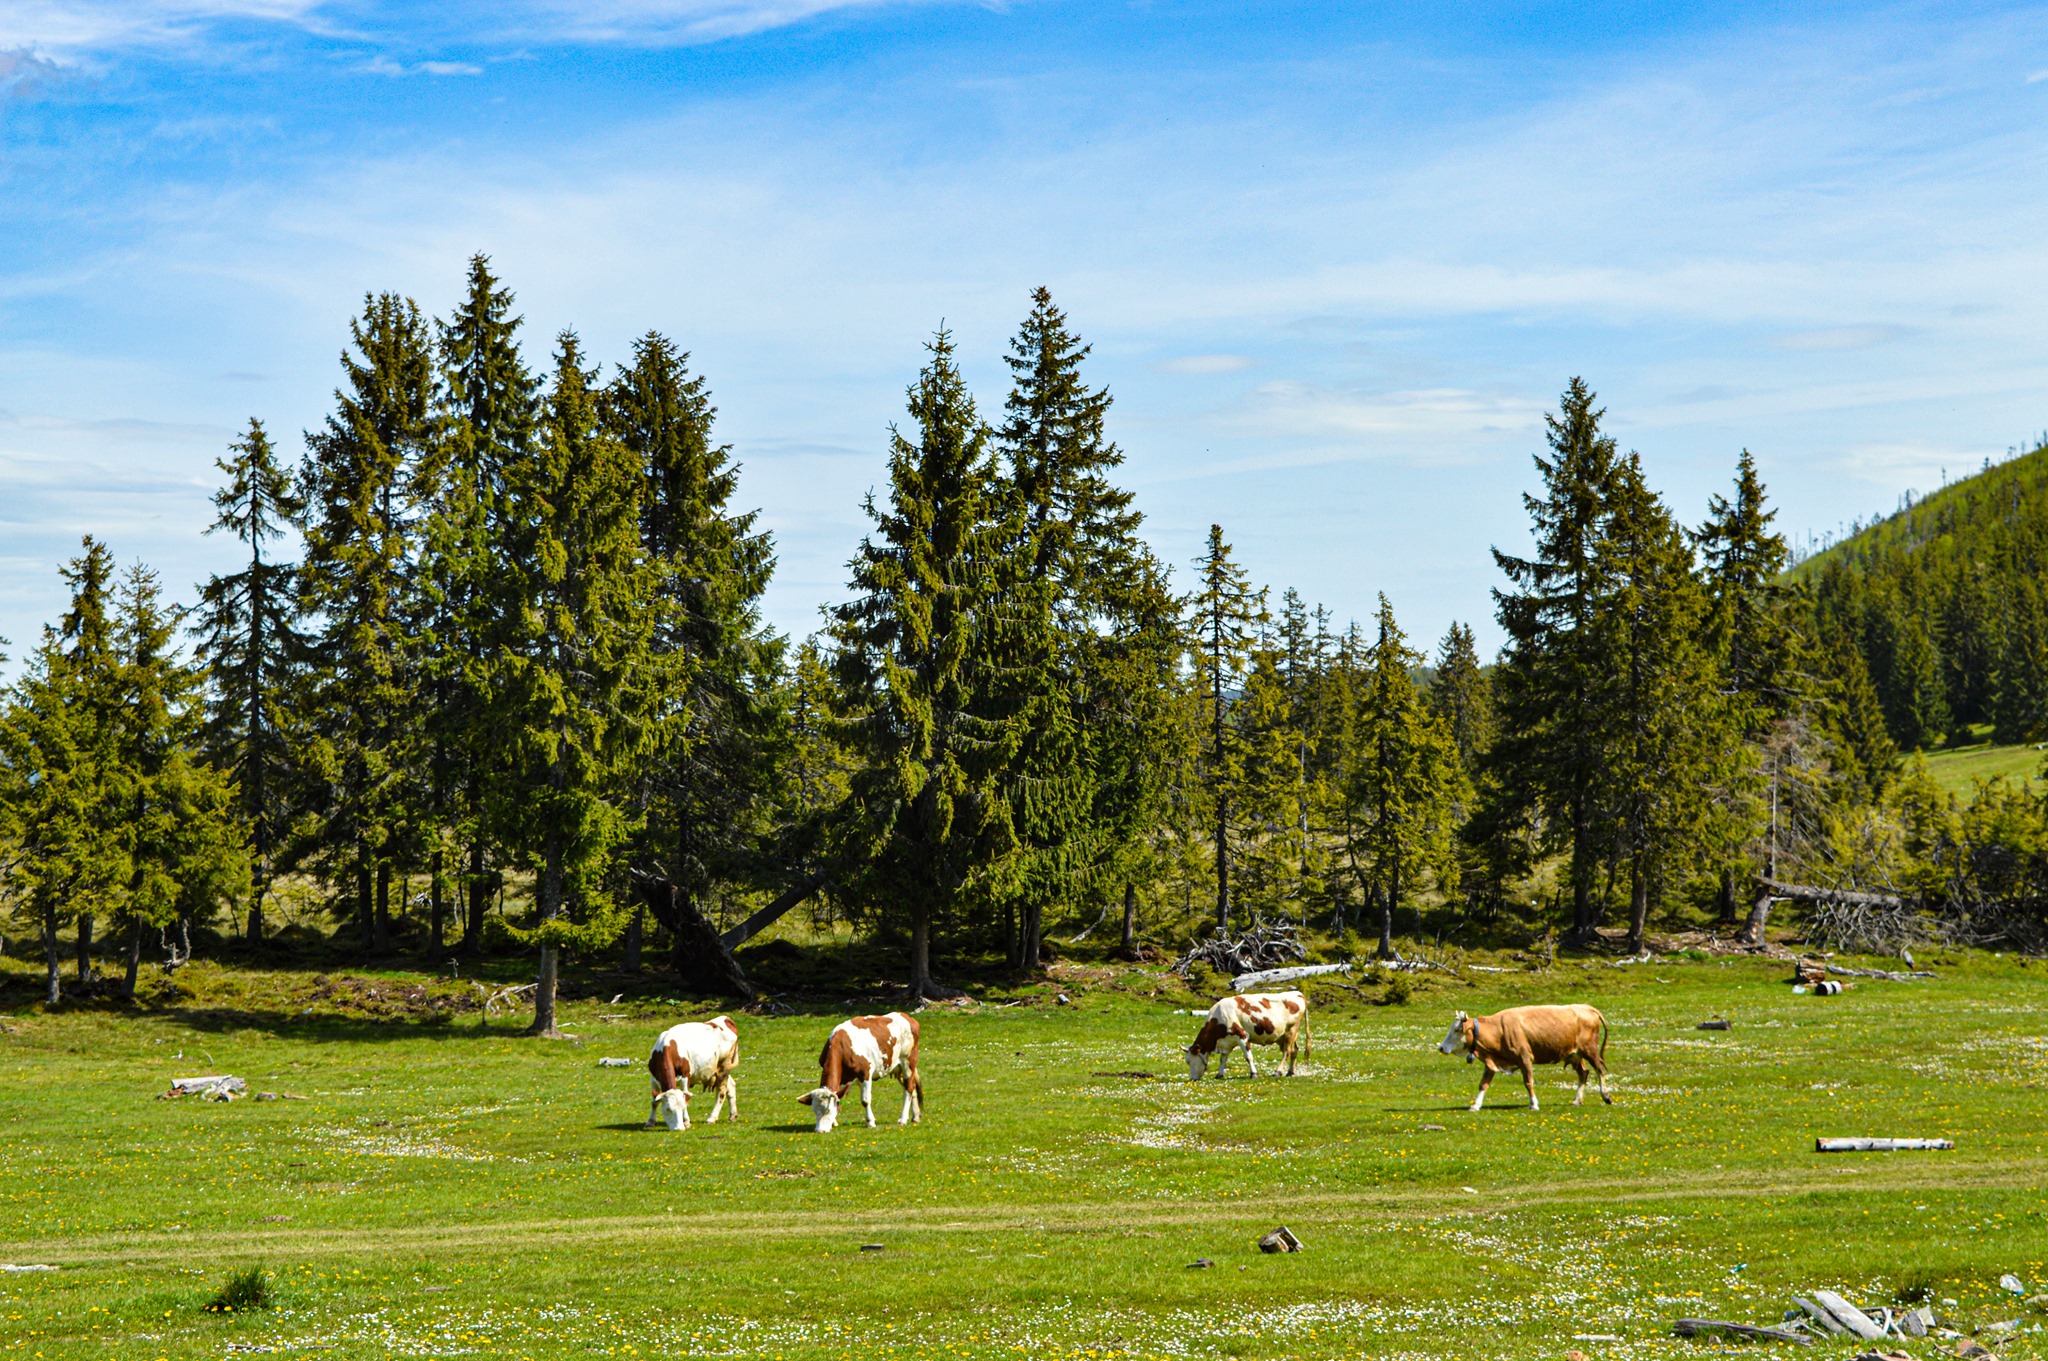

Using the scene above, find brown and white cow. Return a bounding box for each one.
[797,1011,922,1133]
[1436,1004,1611,1111]
[646,1016,740,1130]
[1184,991,1310,1080]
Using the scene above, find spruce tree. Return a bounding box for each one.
[1594,456,1738,952]
[194,418,307,942]
[1428,622,1493,777]
[1993,575,2047,743]
[0,541,123,1005]
[987,288,1147,969]
[1190,524,1265,931]
[1345,595,1465,958]
[422,254,542,955]
[498,332,659,1037]
[606,332,781,972]
[1484,378,1621,943]
[113,562,245,995]
[831,329,1014,999]
[299,292,434,955]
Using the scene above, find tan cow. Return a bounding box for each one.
[1184,991,1311,1079]
[1436,1005,1611,1111]
[797,1012,922,1133]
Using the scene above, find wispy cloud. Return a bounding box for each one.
[1156,354,1254,375]
[0,1,323,53]
[0,45,64,96]
[358,55,482,76]
[516,0,939,44]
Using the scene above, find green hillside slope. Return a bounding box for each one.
[1788,437,2048,753]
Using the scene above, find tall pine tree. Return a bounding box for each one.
[1190,524,1266,931]
[832,329,1014,999]
[194,418,307,942]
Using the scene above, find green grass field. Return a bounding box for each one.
[3,952,2046,1360]
[1921,739,2047,800]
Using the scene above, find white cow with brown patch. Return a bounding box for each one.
[646,1016,740,1130]
[1436,1004,1611,1111]
[797,1012,922,1133]
[1184,991,1310,1079]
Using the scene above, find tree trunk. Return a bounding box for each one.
[247,874,266,944]
[463,838,486,956]
[1003,901,1019,969]
[1568,795,1595,945]
[1019,900,1041,972]
[428,848,445,964]
[75,912,94,983]
[373,861,391,954]
[635,873,754,999]
[42,908,61,1007]
[1738,887,1774,945]
[909,902,935,1000]
[528,835,564,1038]
[1716,866,1737,927]
[123,915,142,999]
[1120,882,1138,959]
[1215,797,1231,931]
[356,856,374,954]
[1625,861,1649,953]
[624,901,643,971]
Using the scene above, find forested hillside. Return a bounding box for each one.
[5,258,2047,1024]
[1794,439,2048,749]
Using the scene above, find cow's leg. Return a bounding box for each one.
[1240,1036,1259,1079]
[675,1088,692,1131]
[1281,1032,1297,1076]
[1470,1059,1497,1111]
[1590,1053,1613,1105]
[909,1070,922,1124]
[861,1076,876,1128]
[1213,1048,1227,1079]
[647,1090,662,1128]
[727,1076,740,1121]
[1521,1060,1539,1112]
[1570,1057,1588,1107]
[898,1072,916,1125]
[706,1079,727,1125]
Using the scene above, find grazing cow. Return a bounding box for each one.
[1436,1004,1611,1111]
[797,1012,922,1133]
[1184,991,1311,1080]
[646,1016,741,1131]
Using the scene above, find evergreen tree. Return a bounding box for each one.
[421,254,542,955]
[0,541,122,1005]
[1698,450,1801,724]
[1428,621,1493,777]
[1345,595,1465,958]
[1483,378,1621,943]
[607,332,781,972]
[112,563,245,996]
[831,329,1014,999]
[194,418,307,942]
[497,332,659,1036]
[1594,456,1738,951]
[1821,623,1900,801]
[1189,524,1266,931]
[1992,574,2048,743]
[987,288,1148,969]
[299,292,434,955]
[1885,613,1951,750]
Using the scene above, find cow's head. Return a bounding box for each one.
[1183,1045,1209,1081]
[1437,1012,1474,1057]
[797,1087,841,1133]
[657,1088,690,1131]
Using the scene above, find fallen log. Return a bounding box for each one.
[1822,964,1935,981]
[1233,963,1352,991]
[633,872,757,1000]
[1759,877,1905,910]
[1671,1318,1814,1345]
[1809,1291,1887,1342]
[720,872,827,952]
[1816,1137,1953,1152]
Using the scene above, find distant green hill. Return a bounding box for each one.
[1789,438,2048,753]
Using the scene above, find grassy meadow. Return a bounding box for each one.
[2,949,2045,1360]
[1921,737,2047,800]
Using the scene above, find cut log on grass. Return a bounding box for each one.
[1792,1298,1846,1334]
[1698,1019,1733,1030]
[1232,963,1352,991]
[1809,1291,1887,1341]
[1257,1226,1303,1253]
[1671,1318,1814,1345]
[1816,1137,1954,1152]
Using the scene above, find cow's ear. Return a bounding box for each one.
[797,1092,813,1106]
[1454,1011,1467,1022]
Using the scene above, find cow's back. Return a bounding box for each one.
[1498,1004,1600,1063]
[657,1019,739,1085]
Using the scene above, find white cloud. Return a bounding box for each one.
[1156,354,1255,375]
[359,55,482,76]
[0,1,322,53]
[517,0,934,44]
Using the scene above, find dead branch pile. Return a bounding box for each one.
[1173,921,1307,978]
[1804,897,1932,956]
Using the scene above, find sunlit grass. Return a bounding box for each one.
[2,951,2044,1358]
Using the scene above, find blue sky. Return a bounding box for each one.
[3,1,2047,661]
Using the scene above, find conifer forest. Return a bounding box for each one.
[7,256,2048,1029]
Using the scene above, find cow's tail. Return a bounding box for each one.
[1301,1006,1312,1060]
[1596,1010,1609,1066]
